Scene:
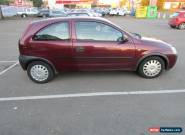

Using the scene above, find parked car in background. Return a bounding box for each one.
[109,8,127,16]
[1,5,18,17]
[169,10,185,29]
[67,12,94,17]
[37,9,49,18]
[49,10,66,17]
[19,17,177,83]
[70,9,101,17]
[17,7,39,18]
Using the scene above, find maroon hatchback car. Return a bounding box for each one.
[19,17,177,83]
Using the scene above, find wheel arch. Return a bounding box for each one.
[136,53,169,71]
[19,55,58,74]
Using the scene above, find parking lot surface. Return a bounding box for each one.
[0,17,185,135]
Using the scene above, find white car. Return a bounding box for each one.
[109,8,126,16]
[17,8,39,18]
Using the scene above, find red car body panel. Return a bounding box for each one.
[19,17,177,72]
[169,11,185,27]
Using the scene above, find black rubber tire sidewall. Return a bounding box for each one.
[138,56,165,79]
[170,25,176,28]
[27,61,55,84]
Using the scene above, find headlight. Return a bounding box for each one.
[171,47,177,54]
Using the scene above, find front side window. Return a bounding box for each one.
[34,22,69,41]
[75,21,123,41]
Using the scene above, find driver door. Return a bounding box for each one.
[72,21,135,70]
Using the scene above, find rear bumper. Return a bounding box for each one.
[168,22,177,27]
[168,20,178,26]
[19,55,29,70]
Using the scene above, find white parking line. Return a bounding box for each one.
[0,89,185,102]
[0,61,19,76]
[0,61,18,63]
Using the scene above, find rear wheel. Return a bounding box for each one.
[138,56,165,78]
[178,23,185,30]
[27,61,55,83]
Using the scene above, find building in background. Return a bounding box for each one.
[47,0,94,9]
[157,0,185,11]
[98,0,120,8]
[8,0,185,11]
[12,0,33,6]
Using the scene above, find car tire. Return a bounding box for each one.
[178,23,185,30]
[138,56,165,78]
[43,14,47,18]
[170,25,176,28]
[21,14,27,18]
[27,61,55,83]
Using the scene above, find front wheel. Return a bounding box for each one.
[178,23,185,30]
[27,61,55,83]
[138,56,165,78]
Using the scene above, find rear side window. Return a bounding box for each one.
[34,22,70,41]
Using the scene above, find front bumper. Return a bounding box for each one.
[167,54,178,70]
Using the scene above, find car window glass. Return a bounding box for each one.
[52,11,61,14]
[76,21,123,41]
[68,13,88,17]
[171,12,179,18]
[35,22,69,41]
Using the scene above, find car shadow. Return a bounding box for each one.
[54,71,139,81]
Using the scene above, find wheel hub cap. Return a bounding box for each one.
[30,65,49,82]
[143,60,162,77]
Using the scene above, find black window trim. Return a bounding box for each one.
[33,21,71,41]
[74,20,124,43]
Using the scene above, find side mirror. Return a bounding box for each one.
[32,35,39,40]
[117,35,128,43]
[132,33,141,39]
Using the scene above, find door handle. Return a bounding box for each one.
[75,46,85,53]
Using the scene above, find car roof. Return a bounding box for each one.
[177,10,185,13]
[33,17,111,24]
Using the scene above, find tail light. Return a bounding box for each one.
[18,39,28,54]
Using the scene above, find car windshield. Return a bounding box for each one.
[171,12,180,18]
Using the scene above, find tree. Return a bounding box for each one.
[0,6,3,19]
[31,0,43,7]
[0,0,9,5]
[0,0,10,19]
